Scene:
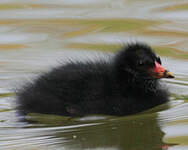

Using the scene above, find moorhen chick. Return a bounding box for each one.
[17,43,174,116]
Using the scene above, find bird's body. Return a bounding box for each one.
[17,43,174,116]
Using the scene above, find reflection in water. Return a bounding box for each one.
[0,113,167,150]
[56,114,166,150]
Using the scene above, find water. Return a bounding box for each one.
[0,0,188,150]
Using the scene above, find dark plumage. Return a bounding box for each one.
[16,43,174,116]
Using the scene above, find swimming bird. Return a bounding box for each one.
[17,43,174,116]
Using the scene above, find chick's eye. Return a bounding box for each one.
[157,57,161,64]
[138,60,144,66]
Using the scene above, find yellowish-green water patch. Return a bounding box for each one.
[141,30,188,38]
[0,93,15,98]
[167,119,188,126]
[0,18,159,32]
[153,46,188,60]
[82,19,158,33]
[54,18,161,39]
[0,109,12,112]
[67,43,188,59]
[67,43,121,52]
[0,44,27,49]
[55,19,158,33]
[26,113,72,126]
[164,136,188,145]
[170,94,188,101]
[0,3,60,10]
[62,24,102,38]
[0,4,27,10]
[159,3,188,11]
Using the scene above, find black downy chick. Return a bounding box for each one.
[17,43,174,116]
